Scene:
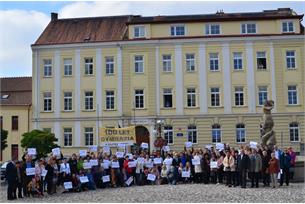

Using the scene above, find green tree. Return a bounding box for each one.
[1,129,8,156]
[21,129,59,159]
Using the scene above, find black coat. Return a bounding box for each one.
[45,164,54,182]
[69,159,78,175]
[237,154,250,171]
[262,155,271,172]
[6,161,17,184]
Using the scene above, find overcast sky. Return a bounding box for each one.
[0,0,304,77]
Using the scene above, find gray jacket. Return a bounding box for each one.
[249,154,262,172]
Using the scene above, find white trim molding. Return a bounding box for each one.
[54,121,61,145]
[222,43,232,113]
[96,48,103,116]
[269,42,277,112]
[246,42,256,113]
[198,44,208,114]
[75,121,81,147]
[75,49,81,117]
[117,46,123,116]
[155,46,160,116]
[54,50,61,118]
[175,45,183,115]
[33,50,40,129]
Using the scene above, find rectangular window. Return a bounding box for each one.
[209,53,219,71]
[85,127,94,146]
[105,56,114,75]
[84,58,93,75]
[170,25,185,36]
[162,55,172,72]
[63,58,72,76]
[289,123,299,142]
[134,26,145,38]
[212,125,221,143]
[258,86,268,106]
[43,59,52,77]
[85,91,94,110]
[106,90,115,110]
[211,87,220,107]
[241,23,256,34]
[134,55,144,73]
[187,125,197,143]
[257,51,267,70]
[43,92,52,111]
[11,116,18,131]
[186,53,195,71]
[163,88,173,108]
[64,92,72,111]
[236,124,246,143]
[164,126,173,144]
[286,51,296,69]
[288,85,297,105]
[187,88,196,107]
[282,21,294,33]
[233,52,243,70]
[205,24,220,35]
[235,87,244,106]
[135,89,144,109]
[63,128,72,147]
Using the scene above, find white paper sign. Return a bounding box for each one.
[102,175,110,183]
[27,148,37,155]
[41,169,48,177]
[210,161,218,169]
[163,146,170,152]
[125,176,133,186]
[137,157,145,164]
[185,142,192,148]
[153,158,162,164]
[182,171,190,178]
[26,168,36,176]
[79,176,89,183]
[79,150,87,157]
[145,162,153,168]
[205,145,213,150]
[83,162,92,169]
[111,161,120,168]
[250,141,258,149]
[192,159,200,165]
[147,174,156,181]
[89,145,98,152]
[64,182,73,189]
[118,143,126,148]
[141,143,149,149]
[103,146,110,153]
[116,151,124,158]
[126,153,133,160]
[216,143,224,150]
[277,173,281,179]
[52,148,60,156]
[90,159,98,166]
[280,169,283,174]
[128,161,137,168]
[102,160,110,169]
[164,159,172,165]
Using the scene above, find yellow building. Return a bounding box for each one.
[31,8,304,155]
[0,77,32,162]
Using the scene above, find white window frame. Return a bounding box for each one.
[134,89,144,109]
[257,51,267,70]
[289,123,299,142]
[63,128,72,147]
[134,55,144,73]
[282,21,294,33]
[84,57,94,75]
[205,24,221,35]
[288,85,298,105]
[105,56,115,75]
[133,25,146,38]
[286,50,296,69]
[241,23,257,34]
[43,92,52,112]
[85,127,94,146]
[233,52,243,70]
[162,54,172,72]
[186,88,196,107]
[106,90,115,110]
[170,24,185,36]
[209,53,219,71]
[164,126,174,144]
[43,59,52,77]
[84,91,94,110]
[187,125,197,144]
[235,87,244,106]
[63,58,72,76]
[186,53,195,72]
[236,124,246,143]
[258,86,268,106]
[210,87,220,107]
[212,124,221,143]
[63,91,73,111]
[163,88,173,108]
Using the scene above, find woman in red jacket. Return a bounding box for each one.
[268,153,280,188]
[123,156,133,185]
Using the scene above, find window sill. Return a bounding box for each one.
[63,75,73,78]
[62,110,74,112]
[232,105,248,108]
[134,108,147,110]
[41,111,53,113]
[162,71,174,74]
[232,69,245,72]
[185,70,197,74]
[105,73,115,76]
[103,109,117,111]
[208,106,224,108]
[257,68,268,71]
[286,68,297,71]
[82,109,96,112]
[184,107,200,109]
[83,74,95,77]
[290,141,300,143]
[209,70,221,72]
[134,72,145,75]
[43,76,53,78]
[286,104,301,107]
[161,107,175,110]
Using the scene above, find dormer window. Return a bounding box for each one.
[205,24,220,35]
[171,25,185,36]
[241,23,256,34]
[134,26,145,38]
[282,21,294,33]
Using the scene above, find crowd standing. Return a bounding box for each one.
[5,144,297,200]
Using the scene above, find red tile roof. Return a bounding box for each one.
[0,77,32,106]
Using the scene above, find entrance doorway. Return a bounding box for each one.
[135,125,150,148]
[11,144,18,160]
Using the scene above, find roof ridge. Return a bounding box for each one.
[57,14,135,21]
[0,76,32,79]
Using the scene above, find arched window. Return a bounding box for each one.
[212,124,221,143]
[289,122,299,142]
[236,123,246,143]
[187,125,197,144]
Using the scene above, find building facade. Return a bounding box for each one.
[31,8,304,155]
[0,77,32,161]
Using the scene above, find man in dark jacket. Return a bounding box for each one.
[6,158,17,200]
[237,149,250,188]
[21,153,35,197]
[15,161,24,198]
[280,148,291,186]
[261,150,271,187]
[69,154,78,175]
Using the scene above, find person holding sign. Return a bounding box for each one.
[210,153,218,184]
[193,152,202,183]
[110,156,123,188]
[268,153,280,188]
[223,150,235,187]
[123,156,133,185]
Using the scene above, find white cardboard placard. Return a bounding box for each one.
[52,148,60,156]
[249,141,258,149]
[118,143,126,148]
[64,182,73,189]
[163,146,170,152]
[79,176,89,183]
[153,158,162,164]
[164,159,172,165]
[111,161,120,168]
[103,146,110,153]
[128,161,137,168]
[90,159,98,166]
[192,159,200,165]
[79,150,87,157]
[116,151,124,158]
[137,157,145,163]
[89,145,98,152]
[125,176,133,186]
[83,162,92,169]
[126,153,133,160]
[216,143,224,150]
[102,175,110,183]
[27,148,37,155]
[147,174,156,181]
[185,142,192,148]
[26,168,36,176]
[210,161,218,169]
[145,162,153,168]
[182,171,190,178]
[41,169,48,177]
[141,143,149,149]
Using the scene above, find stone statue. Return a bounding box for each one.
[261,100,277,150]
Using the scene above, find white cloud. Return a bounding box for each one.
[0,9,49,77]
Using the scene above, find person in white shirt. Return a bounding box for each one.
[163,154,173,172]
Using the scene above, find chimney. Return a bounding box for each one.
[51,12,58,21]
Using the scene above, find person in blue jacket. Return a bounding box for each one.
[279,148,291,186]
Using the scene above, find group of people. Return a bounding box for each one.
[5,143,296,200]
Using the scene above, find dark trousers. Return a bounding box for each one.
[233,171,240,186]
[7,182,16,200]
[250,172,260,187]
[211,171,217,184]
[47,180,53,194]
[194,172,202,183]
[226,171,232,186]
[262,172,270,186]
[240,170,247,188]
[280,167,290,186]
[217,169,223,183]
[17,182,23,198]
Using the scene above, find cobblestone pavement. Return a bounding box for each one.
[1,183,305,203]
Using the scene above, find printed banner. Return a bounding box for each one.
[100,126,136,146]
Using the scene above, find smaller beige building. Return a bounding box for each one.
[0,77,32,162]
